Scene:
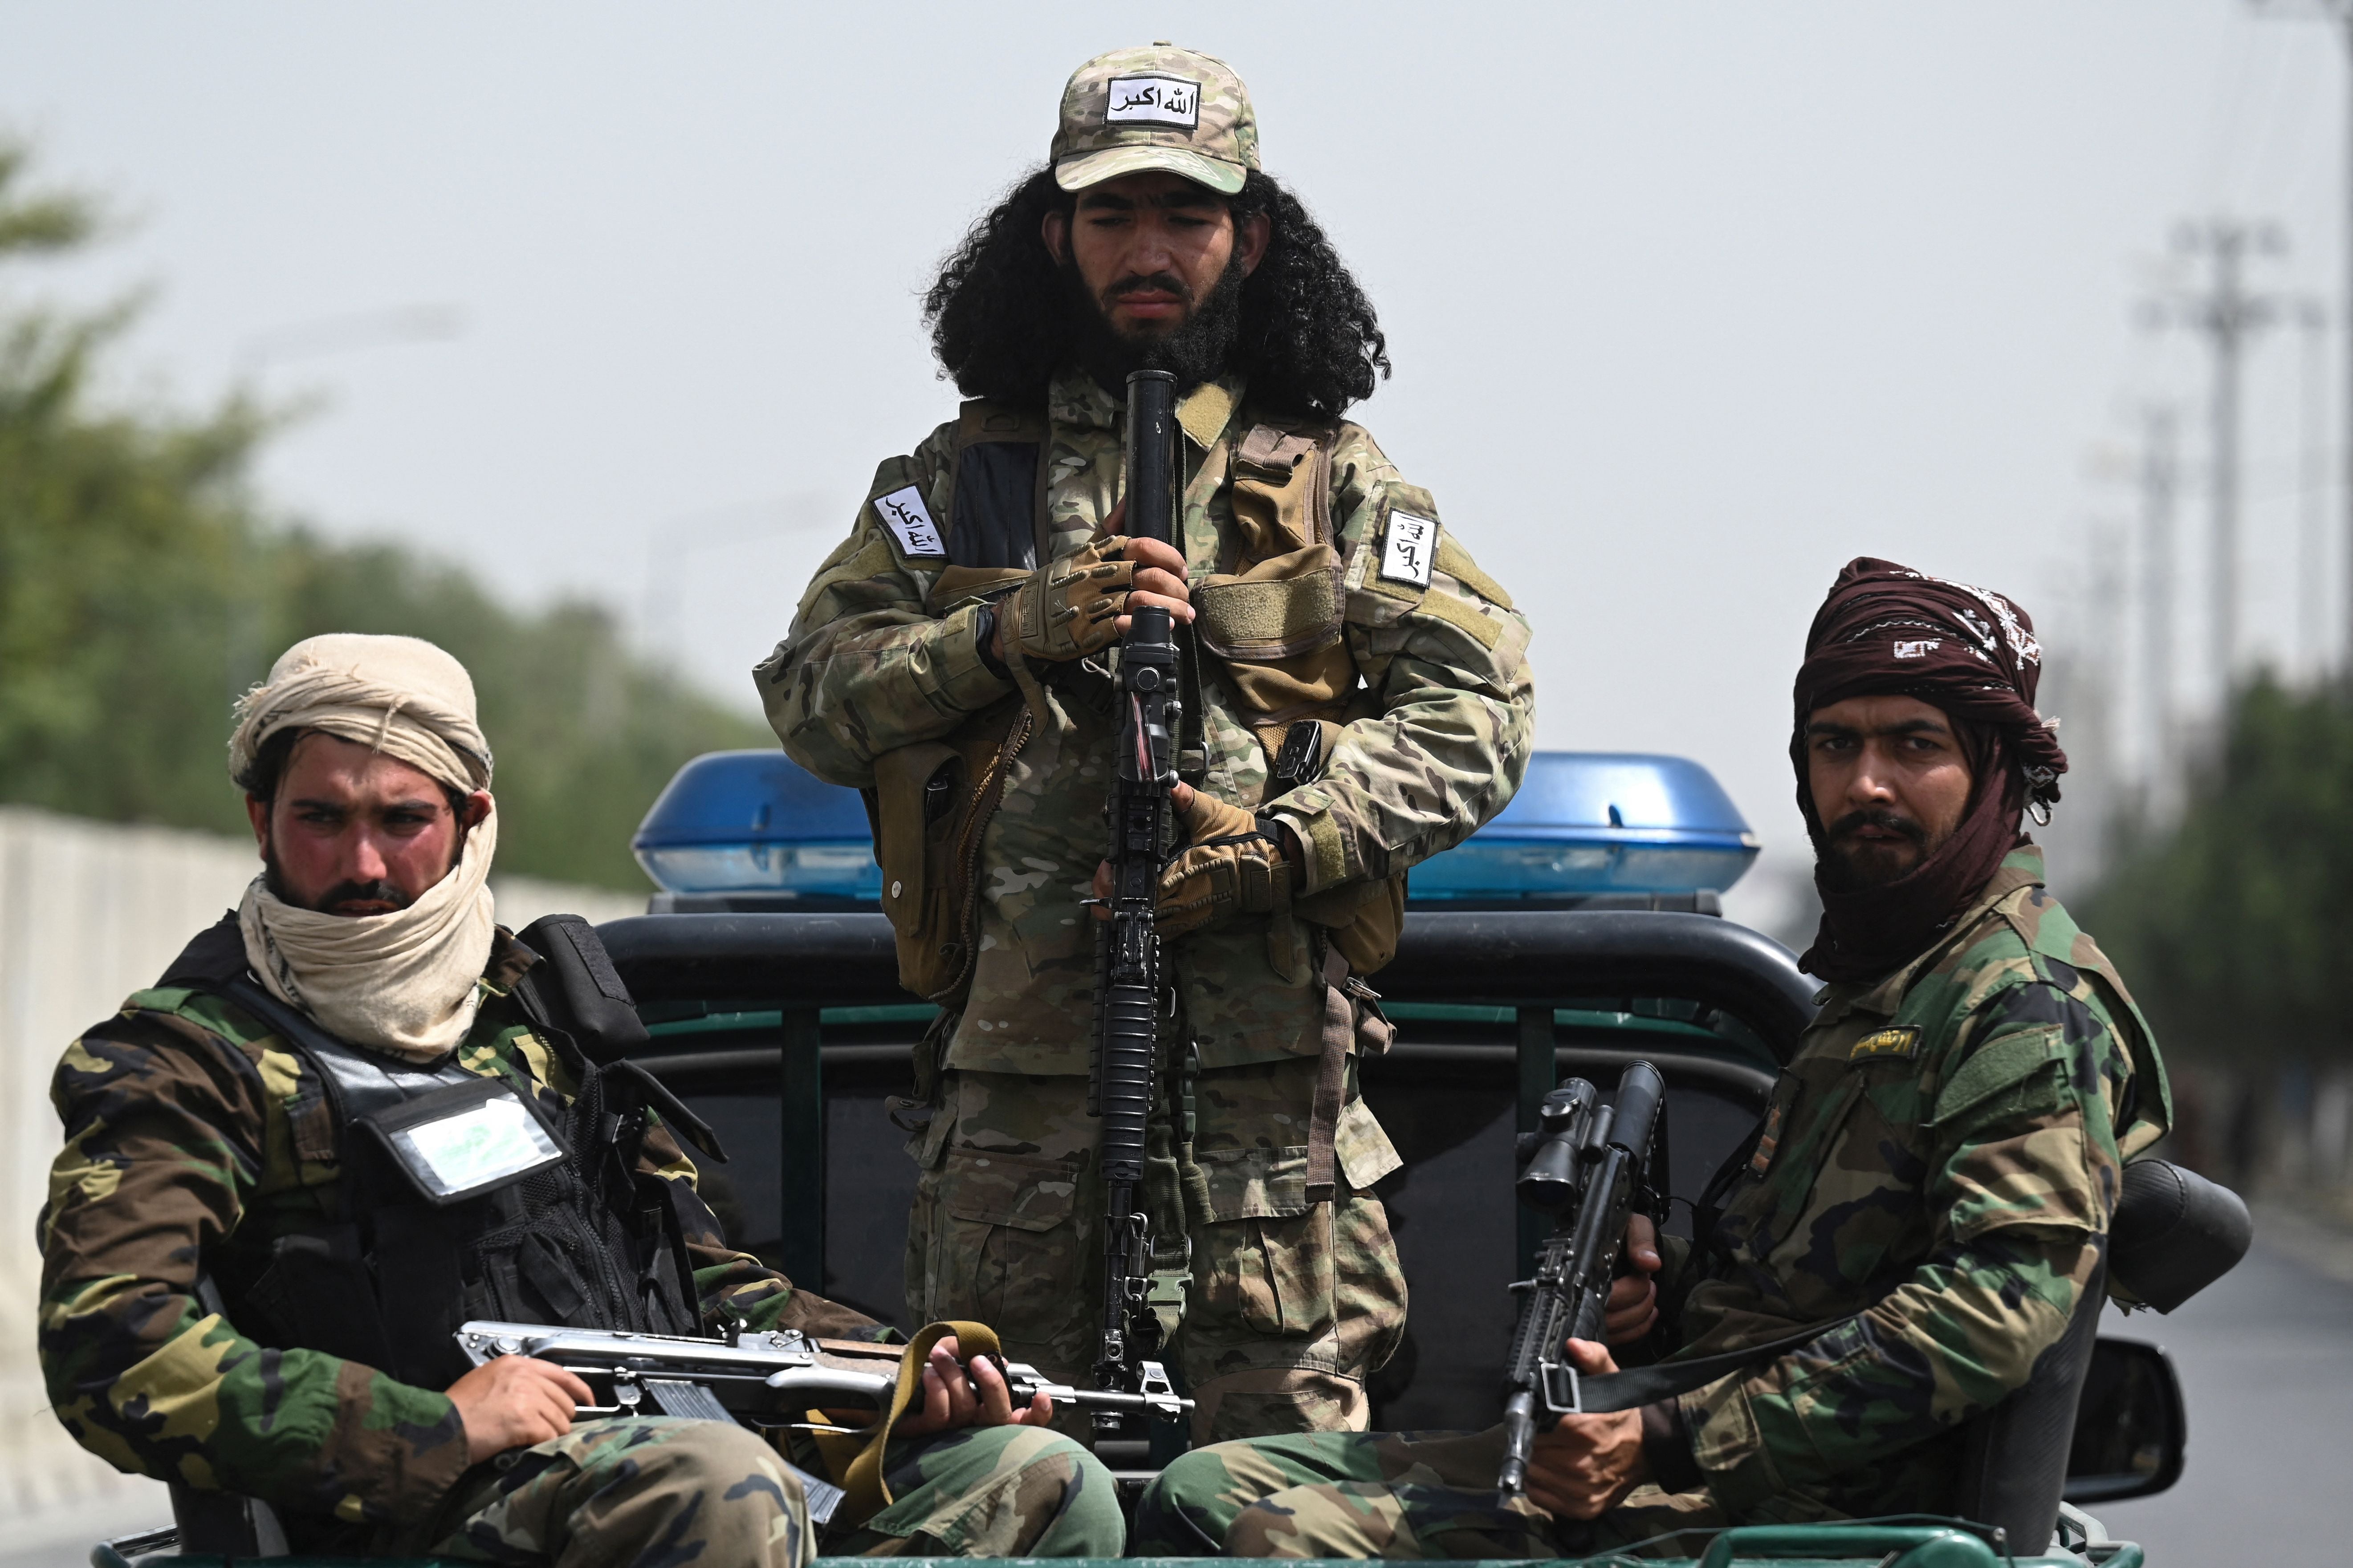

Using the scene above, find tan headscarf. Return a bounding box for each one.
[230,634,500,1062]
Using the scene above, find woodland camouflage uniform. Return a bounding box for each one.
[39,925,1121,1561]
[763,368,1534,1439]
[1135,845,2173,1555]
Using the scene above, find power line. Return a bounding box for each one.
[2251,0,2353,669]
[638,496,835,663]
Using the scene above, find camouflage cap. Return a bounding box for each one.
[1051,43,1258,196]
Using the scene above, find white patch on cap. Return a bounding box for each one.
[1380,512,1438,589]
[873,486,946,558]
[1106,75,1201,129]
[1894,638,1941,659]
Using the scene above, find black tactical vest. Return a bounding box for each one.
[161,916,706,1391]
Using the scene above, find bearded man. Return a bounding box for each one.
[761,44,1534,1444]
[39,635,1120,1566]
[1132,558,2172,1556]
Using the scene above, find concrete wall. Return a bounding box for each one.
[0,808,645,1551]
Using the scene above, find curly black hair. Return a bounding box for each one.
[924,165,1391,421]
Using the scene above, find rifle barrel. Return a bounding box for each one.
[1089,369,1182,1419]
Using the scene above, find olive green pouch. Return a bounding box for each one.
[868,698,1027,1005]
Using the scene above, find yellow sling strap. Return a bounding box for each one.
[823,1320,1004,1531]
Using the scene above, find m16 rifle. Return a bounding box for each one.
[1087,367,1183,1432]
[1497,1060,1668,1502]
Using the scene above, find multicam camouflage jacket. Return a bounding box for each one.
[761,369,1534,1074]
[38,925,878,1536]
[1651,845,2172,1516]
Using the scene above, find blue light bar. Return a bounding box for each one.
[634,748,1756,911]
[632,750,880,902]
[1407,752,1758,906]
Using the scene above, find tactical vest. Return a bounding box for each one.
[163,916,710,1391]
[871,395,1406,1009]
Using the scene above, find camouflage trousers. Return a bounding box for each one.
[904,1056,1408,1446]
[405,1416,1122,1564]
[411,1416,814,1566]
[819,1421,1126,1556]
[1133,1426,1758,1559]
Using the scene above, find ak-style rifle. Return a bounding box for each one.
[454,1319,1189,1522]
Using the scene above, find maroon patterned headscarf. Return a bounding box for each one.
[1791,557,2068,982]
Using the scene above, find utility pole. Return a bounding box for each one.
[2145,219,2287,689]
[2301,301,2332,672]
[2252,0,2353,669]
[2140,405,2181,800]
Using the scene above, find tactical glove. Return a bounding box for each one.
[1156,791,1294,939]
[1001,540,1135,663]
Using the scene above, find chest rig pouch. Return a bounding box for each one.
[1197,421,1408,975]
[198,929,705,1392]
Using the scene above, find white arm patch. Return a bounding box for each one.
[1379,512,1437,588]
[873,485,947,558]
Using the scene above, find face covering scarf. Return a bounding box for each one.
[237,805,500,1063]
[228,633,500,1063]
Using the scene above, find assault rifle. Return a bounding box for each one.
[1497,1061,1669,1502]
[1086,368,1184,1433]
[454,1319,1189,1431]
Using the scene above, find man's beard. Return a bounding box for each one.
[1065,252,1248,394]
[1816,808,1933,892]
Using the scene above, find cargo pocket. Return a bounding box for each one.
[1334,1097,1403,1191]
[930,1148,1086,1347]
[1330,1098,1408,1373]
[1187,1144,1330,1341]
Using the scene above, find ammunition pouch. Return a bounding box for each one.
[1193,544,1352,716]
[1296,874,1409,976]
[869,696,1028,1007]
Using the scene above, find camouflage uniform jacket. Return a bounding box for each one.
[762,369,1534,1073]
[1655,845,2170,1515]
[38,925,879,1536]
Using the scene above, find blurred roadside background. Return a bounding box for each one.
[2,2,2350,1560]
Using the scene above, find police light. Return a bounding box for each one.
[632,750,880,902]
[635,748,1756,910]
[1407,752,1759,906]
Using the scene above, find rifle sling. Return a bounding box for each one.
[1573,1318,1851,1413]
[1303,947,1351,1203]
[830,1319,1002,1531]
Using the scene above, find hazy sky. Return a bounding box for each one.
[0,1,2342,926]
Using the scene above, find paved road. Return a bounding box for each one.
[18,1228,2346,1567]
[2092,1215,2353,1564]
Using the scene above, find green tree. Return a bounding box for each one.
[2083,674,2353,1065]
[0,142,768,888]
